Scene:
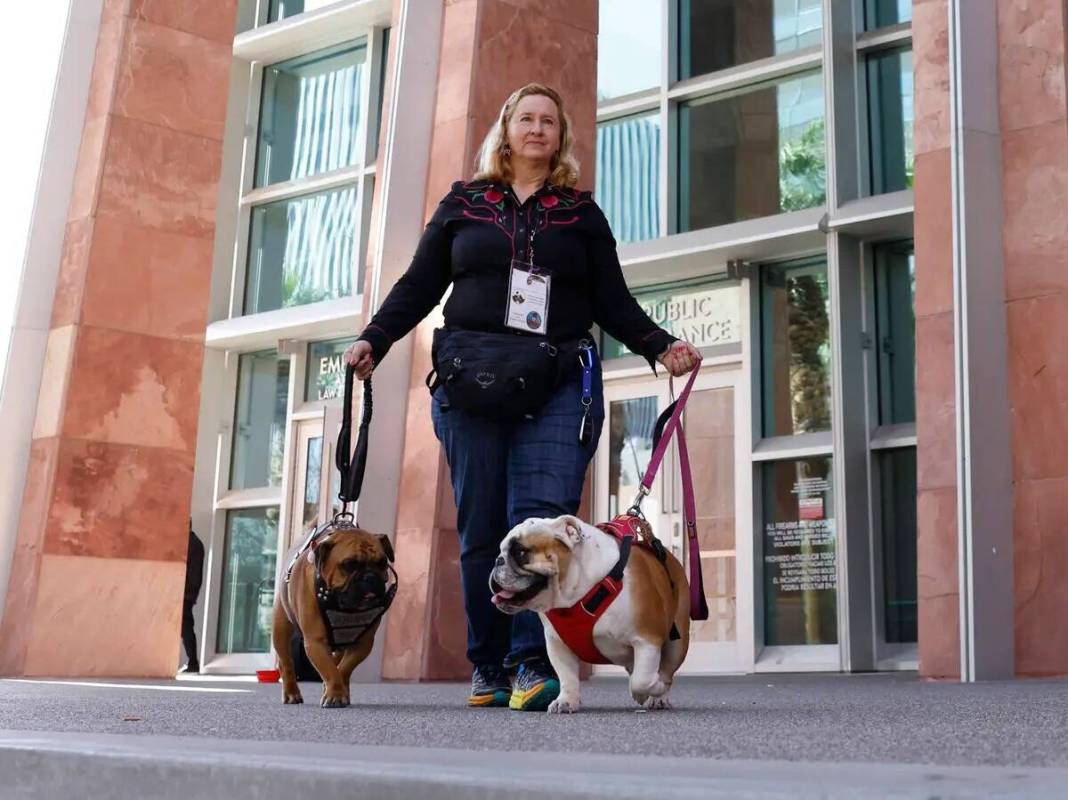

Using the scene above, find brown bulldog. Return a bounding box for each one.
[272,523,395,708]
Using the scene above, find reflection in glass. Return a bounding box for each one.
[216,508,279,654]
[878,448,917,643]
[597,0,662,100]
[874,241,916,425]
[244,185,357,314]
[267,0,343,24]
[679,71,825,232]
[763,457,837,646]
[679,0,823,79]
[868,48,914,194]
[761,259,831,437]
[305,337,357,401]
[864,0,912,30]
[608,397,660,520]
[255,42,367,188]
[596,114,660,244]
[686,387,737,643]
[303,436,323,531]
[230,351,290,490]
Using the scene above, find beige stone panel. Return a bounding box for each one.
[114,18,232,141]
[1013,476,1068,675]
[997,0,1067,133]
[915,313,957,491]
[1001,122,1068,302]
[0,439,60,676]
[912,0,950,156]
[917,486,960,679]
[32,326,77,441]
[22,555,184,677]
[1006,292,1068,482]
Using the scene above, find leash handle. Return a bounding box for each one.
[629,368,708,621]
[336,365,372,507]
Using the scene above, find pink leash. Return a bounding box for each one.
[627,368,708,621]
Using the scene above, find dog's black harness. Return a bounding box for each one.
[283,368,398,649]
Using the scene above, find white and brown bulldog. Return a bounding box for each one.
[489,514,690,713]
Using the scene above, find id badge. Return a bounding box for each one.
[505,260,551,334]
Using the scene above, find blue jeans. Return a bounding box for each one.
[431,360,604,668]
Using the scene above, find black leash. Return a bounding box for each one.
[335,365,373,514]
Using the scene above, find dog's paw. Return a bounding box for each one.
[320,691,349,709]
[283,692,304,705]
[547,697,580,714]
[643,695,672,711]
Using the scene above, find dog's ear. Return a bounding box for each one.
[378,534,395,563]
[555,515,586,547]
[311,536,333,566]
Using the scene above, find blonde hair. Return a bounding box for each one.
[473,83,580,188]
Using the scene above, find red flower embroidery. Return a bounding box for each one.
[539,194,559,209]
[484,188,504,204]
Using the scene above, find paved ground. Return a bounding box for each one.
[2,672,1067,767]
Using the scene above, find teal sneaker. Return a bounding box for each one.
[509,657,560,711]
[468,664,511,707]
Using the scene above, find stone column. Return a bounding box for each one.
[913,0,961,680]
[380,0,599,681]
[997,0,1068,676]
[0,0,236,677]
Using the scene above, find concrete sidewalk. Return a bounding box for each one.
[2,672,1067,798]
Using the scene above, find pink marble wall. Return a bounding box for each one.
[913,0,961,680]
[0,0,237,677]
[915,0,1068,677]
[380,0,599,681]
[998,0,1068,676]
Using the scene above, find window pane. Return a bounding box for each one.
[878,448,917,643]
[679,0,822,80]
[305,337,357,401]
[598,0,661,100]
[596,113,661,244]
[302,436,323,531]
[864,0,912,30]
[267,0,342,24]
[607,397,662,521]
[679,71,825,232]
[874,241,916,425]
[230,351,290,490]
[255,42,367,188]
[761,259,831,437]
[602,279,741,358]
[868,48,914,194]
[762,457,837,646]
[244,185,357,314]
[216,507,279,654]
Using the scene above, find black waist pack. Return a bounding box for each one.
[426,328,571,419]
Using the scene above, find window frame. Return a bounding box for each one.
[229,23,388,324]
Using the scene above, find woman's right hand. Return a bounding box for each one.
[343,340,375,380]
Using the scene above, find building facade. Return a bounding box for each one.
[0,0,1065,681]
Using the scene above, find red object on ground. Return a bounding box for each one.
[256,669,280,683]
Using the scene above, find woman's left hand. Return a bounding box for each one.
[657,341,702,377]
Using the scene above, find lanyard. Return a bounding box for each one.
[578,342,595,446]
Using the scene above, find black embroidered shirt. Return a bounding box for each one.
[357,180,676,369]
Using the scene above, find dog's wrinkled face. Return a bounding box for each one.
[488,516,583,614]
[316,530,394,611]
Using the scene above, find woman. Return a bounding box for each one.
[344,83,700,711]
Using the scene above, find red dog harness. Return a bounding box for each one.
[545,370,708,665]
[544,516,646,664]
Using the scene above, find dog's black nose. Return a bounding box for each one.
[494,555,505,568]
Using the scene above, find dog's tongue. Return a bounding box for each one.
[491,589,516,605]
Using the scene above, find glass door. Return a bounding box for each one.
[593,365,751,675]
[288,414,344,553]
[672,368,748,673]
